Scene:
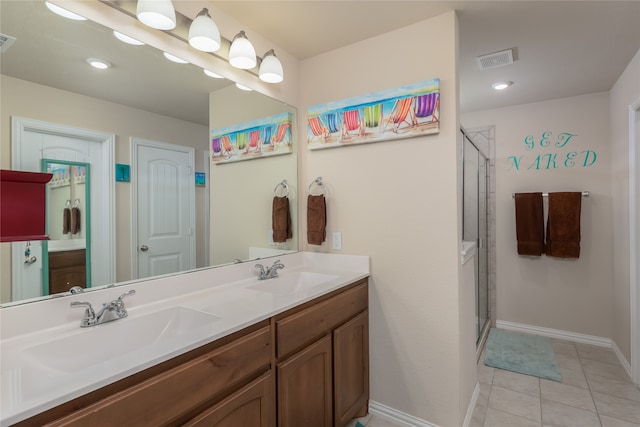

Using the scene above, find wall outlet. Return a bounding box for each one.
[268,230,275,245]
[332,232,342,250]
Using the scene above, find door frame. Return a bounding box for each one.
[11,117,115,299]
[130,137,196,279]
[630,97,640,385]
[202,151,210,266]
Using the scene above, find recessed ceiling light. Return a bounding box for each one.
[235,83,253,91]
[491,81,513,91]
[87,58,111,69]
[204,69,223,79]
[163,52,188,64]
[113,31,145,46]
[45,2,87,20]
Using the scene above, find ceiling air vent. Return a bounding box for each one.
[0,33,16,54]
[476,48,514,70]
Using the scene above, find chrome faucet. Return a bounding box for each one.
[255,259,285,280]
[70,290,136,327]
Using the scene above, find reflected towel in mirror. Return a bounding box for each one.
[71,206,81,235]
[63,207,71,234]
[272,196,292,243]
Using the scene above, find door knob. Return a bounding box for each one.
[140,245,149,252]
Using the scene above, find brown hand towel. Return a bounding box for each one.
[546,192,581,258]
[514,192,545,256]
[272,196,292,243]
[70,206,81,235]
[63,207,71,234]
[307,195,326,245]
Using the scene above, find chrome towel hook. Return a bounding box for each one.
[273,179,290,197]
[308,177,327,195]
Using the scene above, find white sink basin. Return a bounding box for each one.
[247,271,339,295]
[23,306,221,373]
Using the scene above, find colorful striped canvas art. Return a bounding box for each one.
[211,112,293,164]
[307,78,440,150]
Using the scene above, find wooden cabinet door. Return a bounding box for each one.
[184,372,274,427]
[334,310,369,427]
[48,249,86,294]
[277,334,332,427]
[46,326,271,427]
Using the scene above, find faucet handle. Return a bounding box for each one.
[70,300,94,312]
[71,301,96,326]
[117,289,136,302]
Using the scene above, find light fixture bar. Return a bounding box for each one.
[101,1,282,80]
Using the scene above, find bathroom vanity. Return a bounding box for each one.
[0,253,370,427]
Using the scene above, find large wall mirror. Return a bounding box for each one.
[0,1,298,306]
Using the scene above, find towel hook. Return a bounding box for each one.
[65,199,71,208]
[273,179,290,197]
[73,198,80,208]
[308,177,326,195]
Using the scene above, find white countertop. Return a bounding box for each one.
[0,252,370,426]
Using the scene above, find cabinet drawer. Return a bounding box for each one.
[47,326,271,426]
[184,372,274,427]
[276,282,367,359]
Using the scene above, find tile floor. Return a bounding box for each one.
[347,338,640,427]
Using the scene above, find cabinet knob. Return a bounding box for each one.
[140,245,149,252]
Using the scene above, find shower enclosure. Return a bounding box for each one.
[462,128,490,345]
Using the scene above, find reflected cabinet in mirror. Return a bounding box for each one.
[0,1,298,305]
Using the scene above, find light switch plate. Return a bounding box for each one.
[332,232,342,250]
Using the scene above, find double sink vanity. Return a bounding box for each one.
[0,252,370,426]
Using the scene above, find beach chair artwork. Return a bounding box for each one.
[307,78,440,150]
[211,112,293,163]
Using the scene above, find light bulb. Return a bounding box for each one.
[235,83,253,91]
[229,31,256,69]
[188,8,221,52]
[113,31,145,46]
[137,0,176,30]
[204,69,224,79]
[87,58,112,69]
[259,49,284,83]
[491,81,513,90]
[163,52,188,64]
[45,2,87,20]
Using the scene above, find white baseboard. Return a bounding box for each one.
[612,340,633,379]
[496,320,632,378]
[369,401,438,427]
[496,320,611,347]
[462,382,480,427]
[368,382,480,427]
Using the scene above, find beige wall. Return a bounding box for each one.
[610,48,640,362]
[463,92,614,339]
[1,75,208,295]
[299,12,476,426]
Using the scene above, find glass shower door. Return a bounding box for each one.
[462,132,490,344]
[477,155,489,341]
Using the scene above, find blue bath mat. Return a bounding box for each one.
[484,328,562,382]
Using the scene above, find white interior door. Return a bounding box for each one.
[133,139,195,279]
[11,117,115,300]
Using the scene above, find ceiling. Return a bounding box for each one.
[212,0,640,113]
[1,1,639,124]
